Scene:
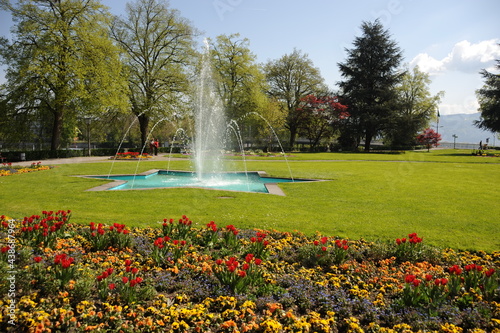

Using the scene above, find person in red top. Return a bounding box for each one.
[153,139,159,155]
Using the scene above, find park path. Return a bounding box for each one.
[8,155,178,167]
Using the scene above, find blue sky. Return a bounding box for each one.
[1,0,499,116]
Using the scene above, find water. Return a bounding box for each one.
[193,39,227,179]
[94,171,305,193]
[100,38,298,194]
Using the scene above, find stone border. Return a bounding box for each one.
[78,169,160,192]
[77,170,324,196]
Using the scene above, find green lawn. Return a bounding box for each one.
[1,149,499,251]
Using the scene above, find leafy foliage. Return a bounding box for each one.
[0,0,129,150]
[265,49,327,148]
[296,94,348,151]
[387,66,444,147]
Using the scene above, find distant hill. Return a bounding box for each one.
[436,113,496,145]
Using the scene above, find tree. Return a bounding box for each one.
[254,97,287,152]
[0,0,128,150]
[111,0,197,148]
[209,34,267,121]
[208,34,271,149]
[297,95,348,151]
[387,66,444,147]
[265,49,327,149]
[416,128,441,152]
[474,57,500,133]
[338,20,404,151]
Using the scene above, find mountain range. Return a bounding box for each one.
[435,113,496,146]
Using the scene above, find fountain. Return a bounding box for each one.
[85,39,317,194]
[193,39,227,178]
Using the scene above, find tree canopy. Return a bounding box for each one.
[0,0,128,150]
[265,49,327,148]
[111,0,197,148]
[297,94,348,151]
[209,34,267,122]
[0,5,456,153]
[387,66,444,147]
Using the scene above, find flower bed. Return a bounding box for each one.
[111,152,152,160]
[471,149,500,157]
[0,162,52,176]
[0,211,499,332]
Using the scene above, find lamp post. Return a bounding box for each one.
[452,134,458,149]
[436,109,440,135]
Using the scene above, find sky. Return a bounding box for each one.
[1,0,499,118]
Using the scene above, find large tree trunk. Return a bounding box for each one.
[288,126,297,151]
[364,133,372,152]
[138,113,150,149]
[51,109,64,151]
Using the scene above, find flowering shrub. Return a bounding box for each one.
[416,128,441,151]
[0,212,499,332]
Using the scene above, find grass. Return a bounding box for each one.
[1,149,499,252]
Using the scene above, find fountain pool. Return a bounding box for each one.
[85,170,313,195]
[97,39,309,195]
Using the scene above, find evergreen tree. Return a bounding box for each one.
[474,57,500,134]
[338,20,403,151]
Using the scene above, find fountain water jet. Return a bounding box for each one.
[107,111,146,178]
[166,128,189,172]
[193,39,227,179]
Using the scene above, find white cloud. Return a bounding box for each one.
[410,39,500,75]
[438,97,479,116]
[410,53,446,75]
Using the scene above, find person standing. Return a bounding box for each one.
[154,139,159,156]
[150,139,155,155]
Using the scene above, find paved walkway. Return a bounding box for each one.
[9,155,176,167]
